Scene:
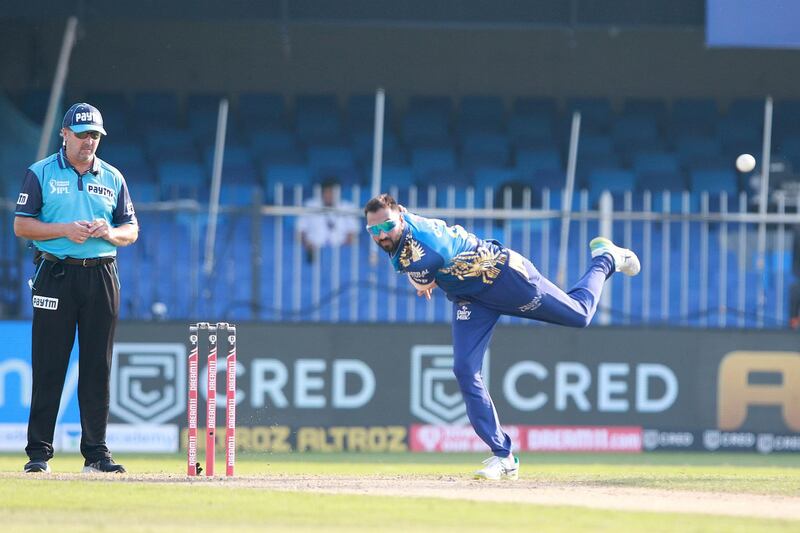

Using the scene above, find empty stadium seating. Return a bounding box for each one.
[2,89,797,326]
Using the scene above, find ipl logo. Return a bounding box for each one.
[110,343,186,423]
[410,345,490,425]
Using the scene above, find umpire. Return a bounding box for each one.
[14,102,138,473]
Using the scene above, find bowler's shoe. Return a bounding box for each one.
[24,459,51,473]
[83,457,126,474]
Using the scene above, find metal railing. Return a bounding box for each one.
[2,184,798,328]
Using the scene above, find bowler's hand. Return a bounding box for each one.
[408,276,436,301]
[88,219,111,240]
[417,287,433,300]
[65,221,93,243]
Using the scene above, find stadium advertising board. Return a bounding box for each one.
[1,321,797,453]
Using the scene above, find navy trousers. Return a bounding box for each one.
[451,251,614,457]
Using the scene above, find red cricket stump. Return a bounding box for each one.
[206,324,218,477]
[225,325,237,477]
[187,326,199,476]
[188,322,236,478]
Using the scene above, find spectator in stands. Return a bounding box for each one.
[297,177,358,262]
[14,103,137,474]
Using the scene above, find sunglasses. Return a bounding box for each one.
[74,131,102,140]
[366,219,397,236]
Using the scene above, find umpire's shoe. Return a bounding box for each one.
[83,457,127,474]
[24,459,51,473]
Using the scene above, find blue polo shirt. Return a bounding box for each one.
[15,148,136,259]
[389,212,509,297]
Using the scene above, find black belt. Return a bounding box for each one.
[41,252,115,267]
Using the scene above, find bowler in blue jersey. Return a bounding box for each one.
[14,103,138,475]
[365,193,640,480]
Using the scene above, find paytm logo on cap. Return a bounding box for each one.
[75,111,99,124]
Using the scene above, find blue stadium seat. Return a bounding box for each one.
[674,136,722,163]
[670,99,718,137]
[457,95,505,134]
[515,148,562,172]
[120,162,157,183]
[411,147,457,183]
[567,98,612,133]
[402,113,450,147]
[381,165,413,189]
[460,133,510,169]
[144,128,198,163]
[632,152,680,174]
[586,169,636,205]
[689,169,739,195]
[294,93,342,144]
[350,130,404,167]
[99,142,147,168]
[238,92,286,129]
[612,116,659,147]
[347,93,394,133]
[248,128,301,162]
[85,92,130,133]
[622,98,668,122]
[579,135,614,155]
[473,168,517,192]
[716,117,761,155]
[295,112,342,145]
[157,161,208,200]
[187,93,227,114]
[512,97,558,119]
[508,115,554,147]
[130,182,159,203]
[218,183,263,206]
[636,171,687,193]
[132,91,180,129]
[263,163,311,190]
[307,145,357,174]
[774,99,800,140]
[726,98,765,126]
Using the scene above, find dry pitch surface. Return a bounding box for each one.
[4,471,799,521]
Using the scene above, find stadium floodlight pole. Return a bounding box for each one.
[368,88,386,302]
[37,16,78,161]
[370,87,386,199]
[756,95,773,327]
[204,98,229,276]
[557,111,581,288]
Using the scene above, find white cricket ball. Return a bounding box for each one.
[736,153,756,173]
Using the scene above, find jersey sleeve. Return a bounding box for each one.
[112,177,136,225]
[403,239,444,285]
[15,169,42,217]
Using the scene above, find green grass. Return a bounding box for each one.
[1,452,799,532]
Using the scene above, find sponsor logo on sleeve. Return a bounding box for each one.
[17,193,28,205]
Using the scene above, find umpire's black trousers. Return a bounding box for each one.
[25,257,119,462]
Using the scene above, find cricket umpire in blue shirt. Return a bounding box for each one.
[14,103,138,474]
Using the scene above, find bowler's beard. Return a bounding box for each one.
[377,234,399,253]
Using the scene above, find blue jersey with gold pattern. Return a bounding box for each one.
[389,212,509,296]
